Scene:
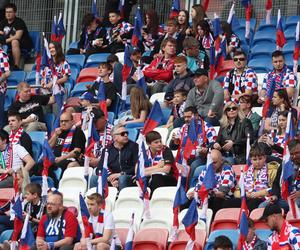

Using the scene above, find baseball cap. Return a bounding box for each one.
[193,68,208,77]
[260,203,282,220]
[79,92,97,103]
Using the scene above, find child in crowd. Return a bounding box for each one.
[165,89,187,129]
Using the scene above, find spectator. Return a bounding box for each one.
[126,48,143,93]
[74,193,121,250]
[177,10,190,36]
[264,88,297,131]
[78,91,97,111]
[188,149,236,215]
[68,13,108,56]
[220,21,240,59]
[88,62,117,111]
[34,191,79,250]
[223,51,258,103]
[0,0,9,22]
[0,35,10,128]
[7,82,55,132]
[244,218,267,249]
[169,106,216,180]
[0,3,32,70]
[181,36,209,73]
[213,101,254,164]
[259,50,297,103]
[145,131,177,193]
[196,20,213,54]
[48,112,86,186]
[185,68,224,126]
[107,10,133,54]
[7,111,32,157]
[143,37,176,94]
[91,124,138,190]
[164,55,194,102]
[213,235,233,250]
[0,129,34,188]
[187,4,208,37]
[165,89,187,129]
[107,54,123,94]
[239,94,261,136]
[119,86,151,126]
[261,203,300,248]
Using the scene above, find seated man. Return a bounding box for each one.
[223,51,258,103]
[185,68,224,126]
[164,55,194,103]
[48,112,86,186]
[74,193,121,250]
[34,191,79,250]
[0,129,34,188]
[88,62,117,112]
[0,3,32,70]
[91,124,138,190]
[7,110,32,157]
[143,37,176,95]
[213,236,233,250]
[259,50,297,103]
[7,82,55,132]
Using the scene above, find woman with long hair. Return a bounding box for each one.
[196,20,213,55]
[177,10,190,36]
[187,4,207,36]
[213,101,254,164]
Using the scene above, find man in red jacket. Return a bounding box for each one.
[143,37,176,95]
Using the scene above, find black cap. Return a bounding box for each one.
[193,68,208,77]
[260,203,282,220]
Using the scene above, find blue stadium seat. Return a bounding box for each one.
[250,44,275,60]
[4,89,17,111]
[127,128,139,141]
[70,64,80,84]
[248,58,273,73]
[32,141,43,162]
[66,54,86,69]
[70,81,93,97]
[45,113,55,135]
[28,131,47,142]
[85,53,110,68]
[255,229,272,241]
[67,41,79,50]
[205,229,239,250]
[284,26,297,39]
[258,17,279,29]
[283,41,296,53]
[30,175,54,188]
[233,27,254,44]
[283,52,294,69]
[7,71,26,86]
[285,16,300,30]
[107,112,115,124]
[237,18,256,31]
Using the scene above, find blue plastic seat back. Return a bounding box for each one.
[4,89,17,111]
[85,53,110,68]
[28,131,47,143]
[7,71,26,86]
[30,175,54,188]
[205,229,239,250]
[32,141,43,162]
[70,81,93,97]
[66,54,86,69]
[127,128,139,141]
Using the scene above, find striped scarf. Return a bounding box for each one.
[61,126,76,156]
[146,148,164,167]
[244,164,269,193]
[270,220,292,249]
[89,210,105,238]
[243,235,257,250]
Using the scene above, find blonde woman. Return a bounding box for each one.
[213,101,254,164]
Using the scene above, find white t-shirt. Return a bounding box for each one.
[11,144,29,171]
[90,210,121,245]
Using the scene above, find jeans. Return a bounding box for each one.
[0,92,5,128]
[258,198,292,213]
[89,174,134,191]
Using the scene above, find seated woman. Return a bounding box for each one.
[213,101,254,164]
[265,88,297,131]
[234,144,279,211]
[144,131,177,194]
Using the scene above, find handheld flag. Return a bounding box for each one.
[241,0,252,39]
[125,213,135,250]
[142,100,163,135]
[237,209,249,250]
[56,11,66,43]
[118,0,125,19]
[132,16,142,48]
[276,9,286,50]
[182,199,198,250]
[92,0,99,18]
[136,66,147,94]
[51,15,57,42]
[169,0,180,19]
[11,196,24,246]
[183,117,198,160]
[293,22,300,74]
[97,149,109,199]
[262,77,276,118]
[265,0,272,24]
[34,33,42,85]
[79,193,93,250]
[20,212,35,250]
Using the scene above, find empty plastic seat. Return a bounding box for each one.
[115,196,144,212]
[66,54,86,69]
[154,127,169,145]
[76,67,98,83]
[133,228,169,250]
[237,18,256,31]
[85,53,110,68]
[205,229,239,250]
[70,81,93,97]
[168,229,206,250]
[113,208,143,232]
[140,218,171,231]
[25,71,39,85]
[108,112,115,124]
[7,71,26,86]
[250,44,276,60]
[253,29,276,45]
[118,186,144,199]
[284,27,297,39]
[285,16,300,29]
[67,41,79,50]
[149,92,165,105]
[150,186,177,209]
[258,17,278,29]
[211,208,241,231]
[283,42,296,53]
[28,131,47,142]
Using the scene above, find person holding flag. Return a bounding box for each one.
[259,50,297,103]
[74,193,121,250]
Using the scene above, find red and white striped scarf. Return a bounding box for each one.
[89,210,105,238]
[9,127,23,145]
[270,220,292,249]
[244,164,269,193]
[243,235,257,250]
[61,126,76,156]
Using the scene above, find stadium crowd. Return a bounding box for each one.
[0,0,299,249]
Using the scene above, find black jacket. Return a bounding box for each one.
[97,140,138,176]
[216,117,254,164]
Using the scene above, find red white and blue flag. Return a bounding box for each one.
[237,209,249,250]
[97,149,109,200]
[51,15,57,42]
[121,45,133,100]
[213,14,222,52]
[125,213,135,250]
[293,22,300,74]
[11,196,23,250]
[79,193,93,250]
[215,37,227,76]
[136,65,147,94]
[142,100,163,136]
[19,212,35,250]
[241,0,252,39]
[276,9,286,50]
[265,0,272,24]
[56,12,66,43]
[132,7,143,47]
[118,0,125,19]
[92,0,99,18]
[262,77,276,118]
[169,0,180,19]
[182,198,198,250]
[183,117,198,160]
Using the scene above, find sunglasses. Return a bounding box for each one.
[233,57,246,62]
[225,107,238,112]
[114,131,128,136]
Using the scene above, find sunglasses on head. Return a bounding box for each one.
[225,107,238,112]
[233,57,246,62]
[115,131,128,136]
